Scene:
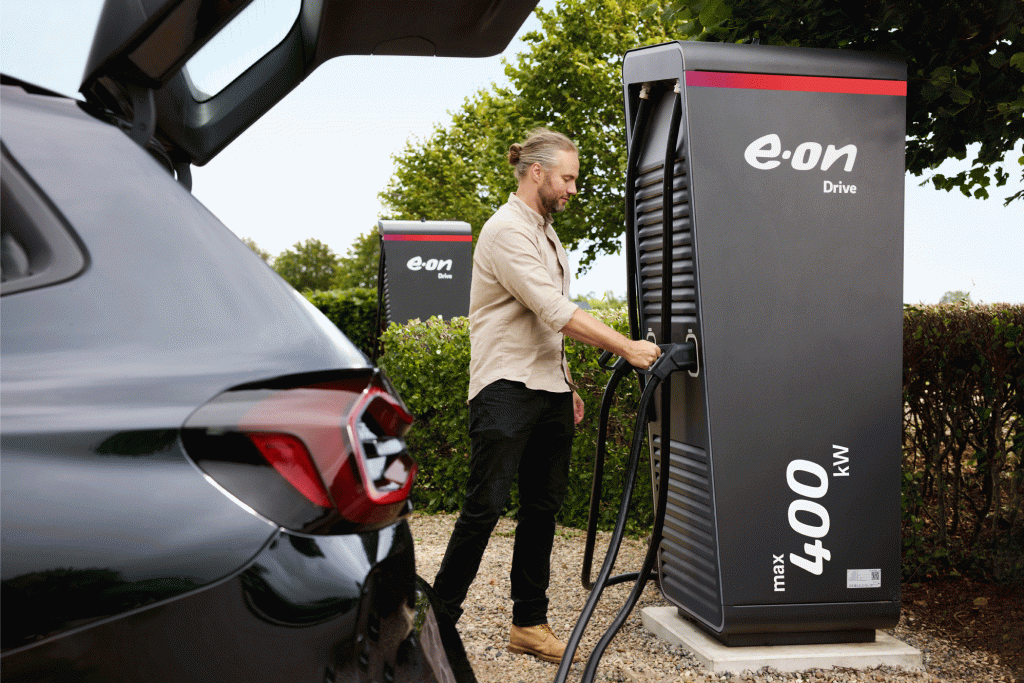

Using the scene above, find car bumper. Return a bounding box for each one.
[1,520,474,683]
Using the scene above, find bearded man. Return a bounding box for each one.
[432,128,661,663]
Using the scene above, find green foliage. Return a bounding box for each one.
[241,236,272,262]
[333,230,380,290]
[646,0,1024,205]
[578,290,628,310]
[378,316,475,512]
[304,288,378,357]
[496,0,682,269]
[939,290,973,305]
[381,0,681,267]
[561,307,652,533]
[274,238,340,291]
[384,0,1021,281]
[380,90,517,237]
[902,303,1024,583]
[379,309,654,532]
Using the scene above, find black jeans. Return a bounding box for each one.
[432,379,575,627]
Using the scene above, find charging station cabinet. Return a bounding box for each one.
[622,42,906,645]
[376,220,473,327]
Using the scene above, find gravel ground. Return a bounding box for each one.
[409,512,1018,683]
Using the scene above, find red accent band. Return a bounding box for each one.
[382,234,473,242]
[685,71,907,97]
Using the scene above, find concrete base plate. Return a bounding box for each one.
[641,606,923,674]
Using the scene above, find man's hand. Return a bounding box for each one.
[623,339,662,370]
[560,307,662,373]
[572,391,585,424]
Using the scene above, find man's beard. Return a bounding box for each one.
[538,179,566,215]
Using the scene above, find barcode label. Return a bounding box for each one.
[847,569,881,588]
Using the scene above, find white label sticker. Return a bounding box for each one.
[847,569,881,589]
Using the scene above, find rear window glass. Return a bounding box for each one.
[183,0,301,102]
[1,145,87,296]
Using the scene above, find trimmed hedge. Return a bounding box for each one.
[305,287,378,357]
[902,303,1023,583]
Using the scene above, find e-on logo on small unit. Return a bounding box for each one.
[406,256,454,279]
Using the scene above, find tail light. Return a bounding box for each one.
[181,370,416,534]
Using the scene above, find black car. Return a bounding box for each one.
[1,1,536,680]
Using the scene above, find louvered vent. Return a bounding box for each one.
[652,436,722,625]
[634,158,696,336]
[636,138,723,627]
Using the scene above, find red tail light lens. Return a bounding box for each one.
[182,371,416,534]
[246,432,333,508]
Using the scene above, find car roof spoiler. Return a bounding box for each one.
[81,0,538,166]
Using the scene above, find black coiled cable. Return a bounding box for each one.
[555,363,665,683]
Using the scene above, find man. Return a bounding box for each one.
[432,128,661,663]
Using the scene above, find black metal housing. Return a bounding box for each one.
[376,220,473,327]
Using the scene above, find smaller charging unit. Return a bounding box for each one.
[375,219,473,328]
[621,42,907,646]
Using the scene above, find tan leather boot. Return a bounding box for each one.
[507,623,580,664]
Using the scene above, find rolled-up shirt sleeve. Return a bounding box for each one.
[488,225,578,332]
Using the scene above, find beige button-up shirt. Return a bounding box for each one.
[468,193,579,400]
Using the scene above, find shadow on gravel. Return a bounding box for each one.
[901,579,1023,682]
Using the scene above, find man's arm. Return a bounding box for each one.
[560,308,661,369]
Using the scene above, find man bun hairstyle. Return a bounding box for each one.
[508,143,524,166]
[509,128,577,180]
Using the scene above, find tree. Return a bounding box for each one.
[940,290,973,304]
[382,0,1022,276]
[241,237,272,262]
[380,90,519,238]
[646,0,1024,205]
[498,0,684,268]
[273,238,339,291]
[381,0,680,268]
[333,230,381,290]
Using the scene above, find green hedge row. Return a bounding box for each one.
[305,287,378,357]
[902,303,1023,583]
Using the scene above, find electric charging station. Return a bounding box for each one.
[374,220,473,358]
[619,42,907,646]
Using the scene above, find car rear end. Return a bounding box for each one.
[0,80,469,682]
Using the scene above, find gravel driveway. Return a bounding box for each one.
[409,512,1018,683]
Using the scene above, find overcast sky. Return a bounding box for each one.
[3,0,1021,304]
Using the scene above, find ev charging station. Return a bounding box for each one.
[618,41,907,646]
[374,220,473,358]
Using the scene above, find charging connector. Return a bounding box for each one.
[638,342,697,381]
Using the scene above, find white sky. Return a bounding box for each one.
[3,0,1021,304]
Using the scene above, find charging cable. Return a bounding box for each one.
[555,342,696,683]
